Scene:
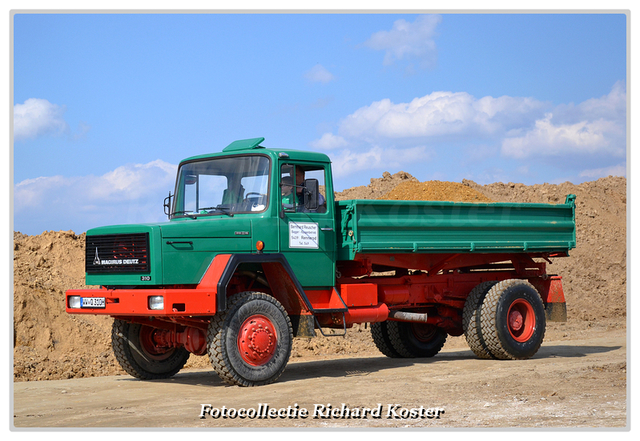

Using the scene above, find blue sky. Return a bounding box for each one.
[12,12,628,235]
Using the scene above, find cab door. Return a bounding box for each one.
[278,163,335,288]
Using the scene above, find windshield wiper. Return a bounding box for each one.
[197,206,235,217]
[171,211,197,219]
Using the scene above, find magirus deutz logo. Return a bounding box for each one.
[93,247,139,266]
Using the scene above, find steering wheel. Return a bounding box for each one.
[245,192,267,199]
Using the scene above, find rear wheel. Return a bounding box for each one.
[480,279,546,360]
[462,281,498,359]
[385,320,447,358]
[370,321,402,358]
[208,292,293,387]
[111,319,190,380]
[399,322,448,358]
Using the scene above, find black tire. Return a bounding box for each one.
[480,279,546,360]
[208,292,293,387]
[462,281,499,359]
[111,319,190,380]
[370,321,402,358]
[386,320,448,358]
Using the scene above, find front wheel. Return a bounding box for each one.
[480,279,546,360]
[208,292,293,387]
[111,319,190,380]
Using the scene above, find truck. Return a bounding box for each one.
[66,137,576,387]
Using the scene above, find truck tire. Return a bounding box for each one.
[208,291,293,387]
[479,279,546,360]
[386,321,447,358]
[462,281,498,359]
[370,322,402,358]
[111,319,190,380]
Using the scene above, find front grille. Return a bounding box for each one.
[85,233,150,274]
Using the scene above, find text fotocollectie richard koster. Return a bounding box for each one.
[199,403,445,420]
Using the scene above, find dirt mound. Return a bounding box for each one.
[13,231,120,381]
[381,180,493,202]
[12,176,626,381]
[335,171,417,200]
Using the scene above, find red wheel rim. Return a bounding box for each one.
[410,323,437,342]
[507,299,535,342]
[139,326,174,360]
[237,315,278,366]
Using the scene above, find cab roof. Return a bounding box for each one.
[180,137,331,165]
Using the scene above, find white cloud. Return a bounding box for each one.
[311,89,547,182]
[579,163,626,179]
[329,144,433,179]
[316,83,624,160]
[14,175,69,209]
[304,64,335,84]
[501,83,626,159]
[501,115,622,158]
[330,146,385,178]
[364,15,442,68]
[556,81,626,123]
[14,160,177,234]
[13,98,69,141]
[335,91,546,141]
[311,83,625,185]
[309,133,349,150]
[92,160,177,200]
[72,121,92,141]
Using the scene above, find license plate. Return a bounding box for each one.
[81,297,106,308]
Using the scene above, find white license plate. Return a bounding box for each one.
[81,297,106,308]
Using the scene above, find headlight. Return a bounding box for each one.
[148,296,164,310]
[68,296,81,309]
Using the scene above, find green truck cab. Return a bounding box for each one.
[67,138,576,386]
[85,137,336,288]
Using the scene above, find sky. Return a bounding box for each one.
[11,11,628,235]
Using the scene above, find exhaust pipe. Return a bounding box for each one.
[388,310,429,323]
[338,306,429,326]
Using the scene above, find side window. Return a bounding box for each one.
[280,164,327,214]
[304,169,326,199]
[280,164,295,212]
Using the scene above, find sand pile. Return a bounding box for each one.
[381,180,493,202]
[335,171,418,200]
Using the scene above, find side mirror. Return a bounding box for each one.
[163,192,173,217]
[303,178,319,211]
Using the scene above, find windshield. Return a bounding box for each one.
[171,155,270,218]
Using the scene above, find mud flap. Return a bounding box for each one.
[531,275,567,322]
[289,314,316,338]
[545,302,567,322]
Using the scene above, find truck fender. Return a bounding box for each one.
[213,253,313,315]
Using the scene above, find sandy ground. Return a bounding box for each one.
[12,319,626,429]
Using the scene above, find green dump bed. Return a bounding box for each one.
[336,195,577,260]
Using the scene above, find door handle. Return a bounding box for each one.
[320,227,333,231]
